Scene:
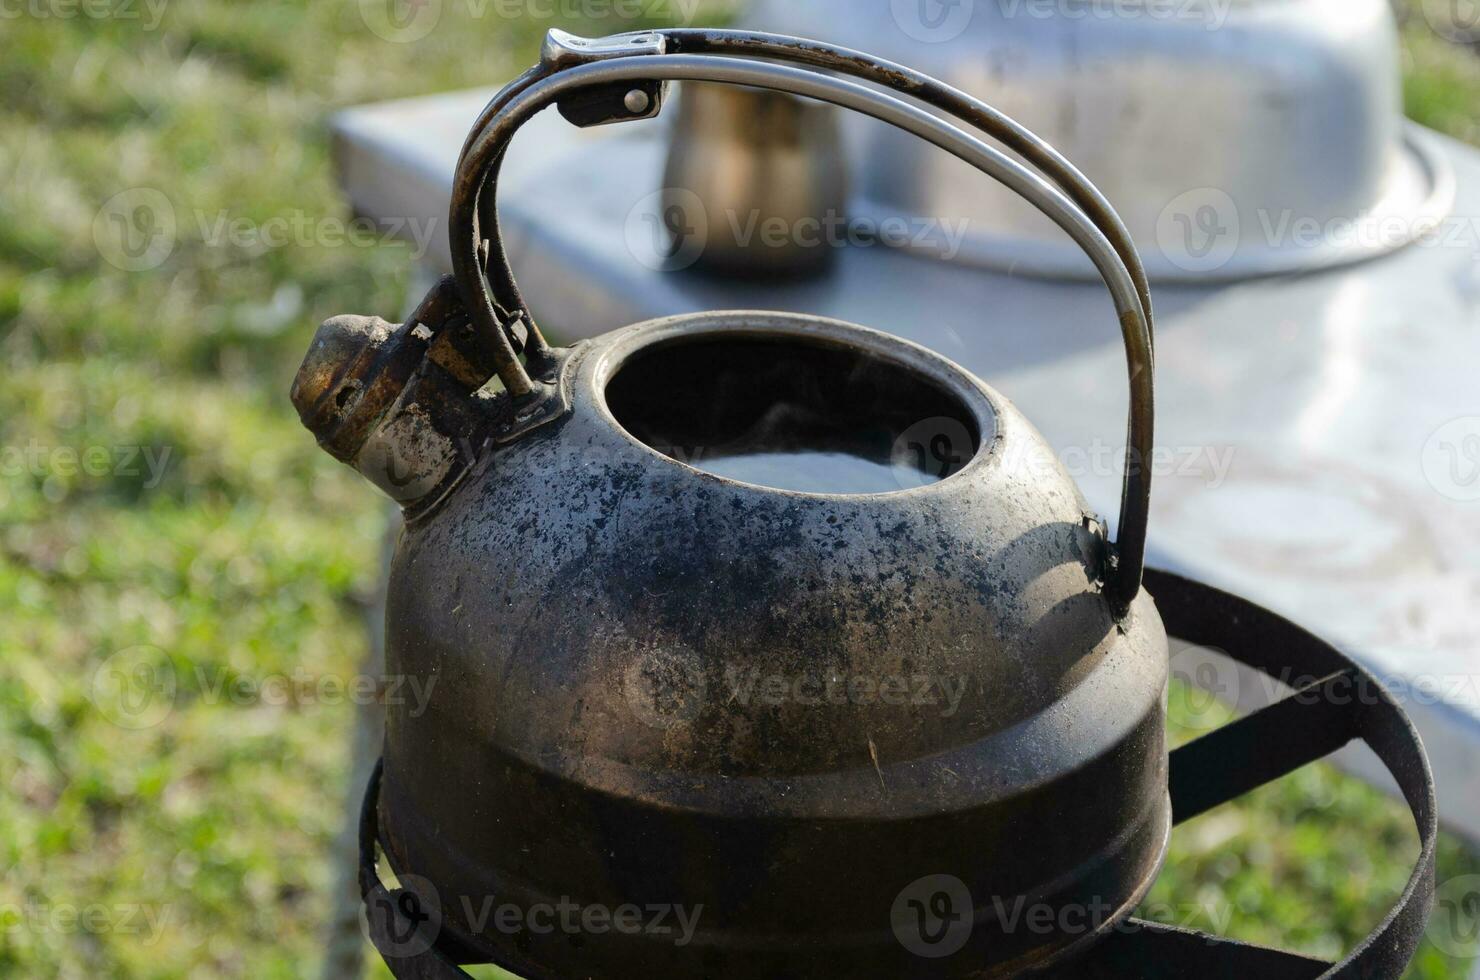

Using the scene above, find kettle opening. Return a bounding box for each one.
[602,331,983,495]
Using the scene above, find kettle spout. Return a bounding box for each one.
[291,284,484,511]
[291,313,400,451]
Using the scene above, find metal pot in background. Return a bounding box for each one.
[747,0,1455,280]
[663,82,848,278]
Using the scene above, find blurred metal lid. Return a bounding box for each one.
[743,0,1456,281]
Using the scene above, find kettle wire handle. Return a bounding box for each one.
[448,29,1156,615]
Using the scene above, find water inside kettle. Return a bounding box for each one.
[604,332,981,496]
[691,449,938,494]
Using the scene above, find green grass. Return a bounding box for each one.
[1,2,1479,976]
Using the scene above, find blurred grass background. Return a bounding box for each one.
[0,1,1478,977]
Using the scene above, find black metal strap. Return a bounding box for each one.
[1094,569,1439,980]
[359,760,469,980]
[358,569,1437,979]
[359,759,554,980]
[1169,668,1363,825]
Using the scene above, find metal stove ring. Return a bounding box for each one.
[356,568,1437,980]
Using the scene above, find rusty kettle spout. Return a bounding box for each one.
[290,279,485,510]
[292,276,574,513]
